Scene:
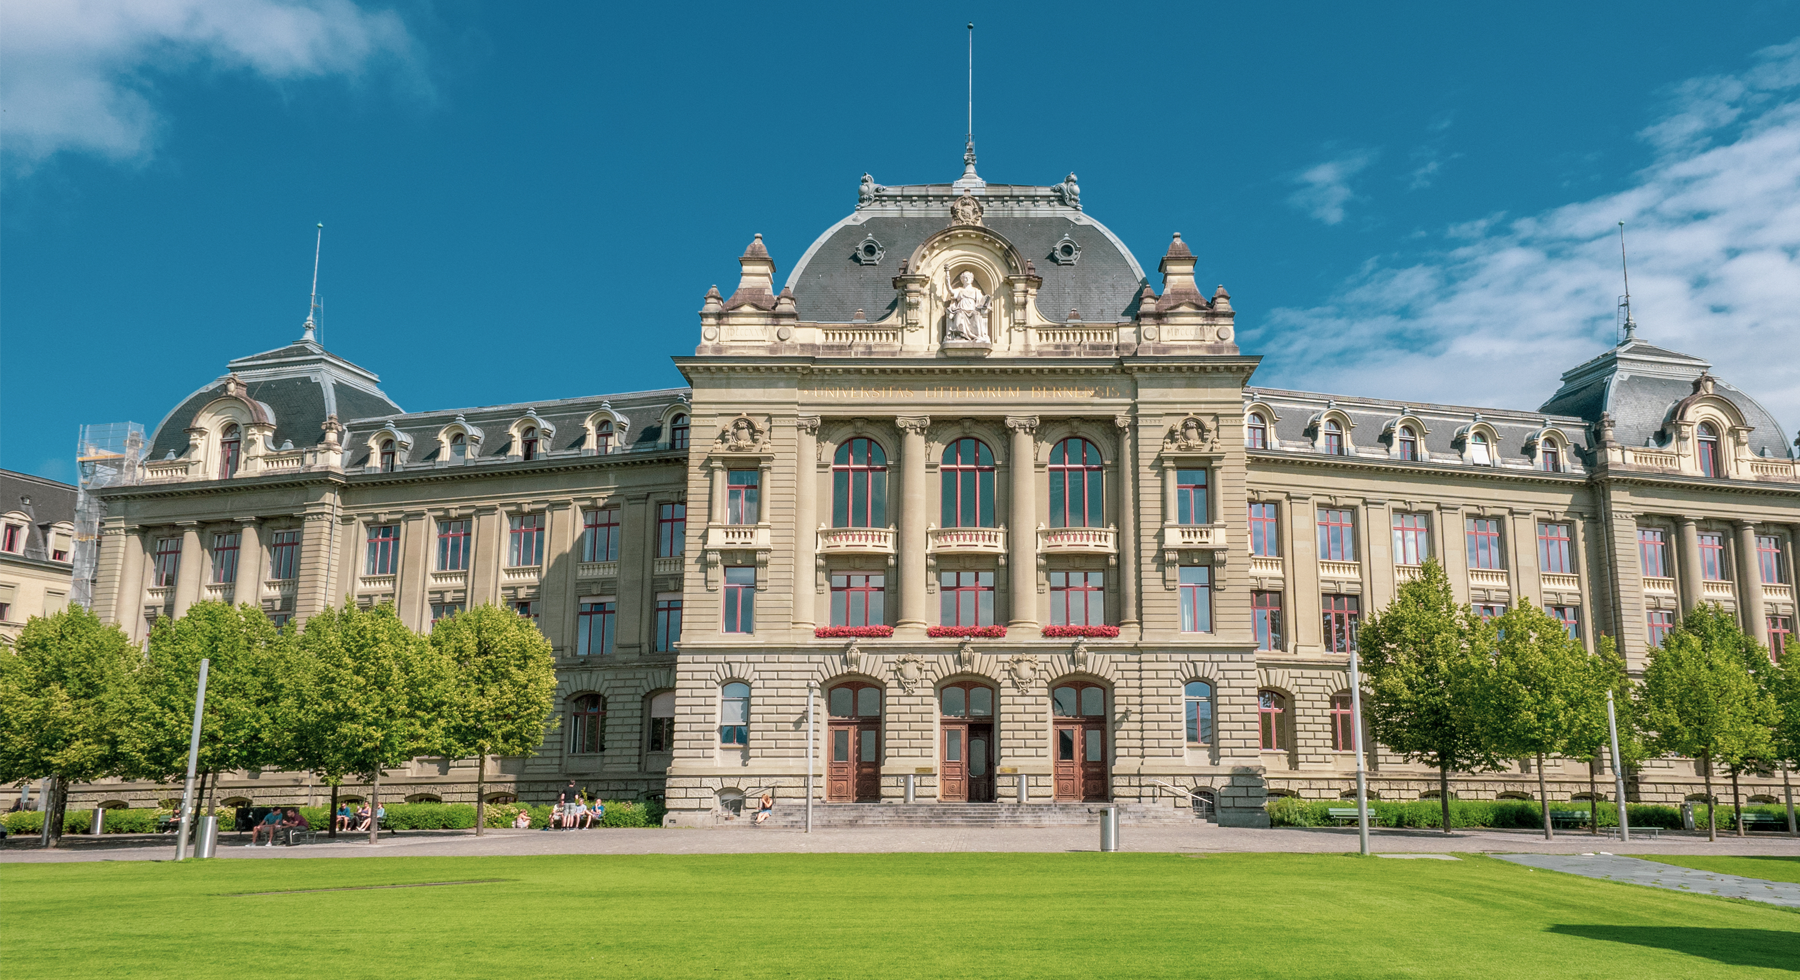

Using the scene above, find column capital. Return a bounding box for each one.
[897,416,932,435]
[1112,414,1134,431]
[1004,415,1039,434]
[1676,515,1700,528]
[235,516,262,526]
[1733,518,1758,531]
[795,415,821,435]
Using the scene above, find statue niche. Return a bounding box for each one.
[943,270,992,345]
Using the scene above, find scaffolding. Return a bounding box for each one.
[72,422,144,609]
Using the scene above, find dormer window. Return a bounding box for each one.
[1322,419,1345,456]
[379,439,396,473]
[2,523,22,553]
[1469,432,1491,466]
[521,427,539,461]
[1246,413,1268,450]
[1397,426,1419,461]
[594,420,614,454]
[219,424,241,478]
[1697,422,1721,478]
[450,433,467,461]
[1539,442,1562,473]
[670,413,690,450]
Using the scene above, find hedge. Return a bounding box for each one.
[3,807,228,835]
[2,799,668,836]
[480,800,666,829]
[1264,796,1794,830]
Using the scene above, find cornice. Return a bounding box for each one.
[1247,450,1588,487]
[1595,471,1800,499]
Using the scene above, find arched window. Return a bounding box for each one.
[1322,419,1345,456]
[828,681,883,720]
[379,439,396,473]
[940,438,996,528]
[569,694,605,754]
[1331,693,1355,751]
[720,682,750,745]
[594,420,614,454]
[1258,690,1287,751]
[939,681,995,719]
[1048,438,1104,528]
[1246,413,1268,450]
[1396,425,1419,461]
[670,413,690,450]
[1539,439,1562,473]
[646,690,676,753]
[1469,432,1491,465]
[520,427,539,461]
[832,438,888,527]
[219,424,241,478]
[1053,682,1106,719]
[1697,422,1721,478]
[449,432,467,461]
[1184,681,1214,744]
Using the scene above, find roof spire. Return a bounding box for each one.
[301,222,324,345]
[1617,220,1636,344]
[954,22,984,192]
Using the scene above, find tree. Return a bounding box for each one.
[296,602,450,843]
[1357,559,1503,834]
[1638,605,1776,842]
[431,604,558,835]
[0,606,140,847]
[1466,603,1620,839]
[1561,635,1642,835]
[1764,649,1800,835]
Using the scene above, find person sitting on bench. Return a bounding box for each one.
[351,803,372,832]
[277,808,309,844]
[247,809,282,846]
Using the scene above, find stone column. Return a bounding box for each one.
[1287,494,1321,652]
[397,512,430,630]
[793,417,820,630]
[538,502,577,654]
[232,519,262,613]
[1159,463,1178,526]
[1736,520,1769,647]
[1006,416,1039,629]
[1441,505,1471,607]
[1676,516,1702,613]
[617,493,651,653]
[112,527,146,641]
[1114,415,1138,628]
[468,507,502,608]
[1508,509,1539,608]
[897,416,931,630]
[171,523,204,617]
[708,459,727,525]
[294,502,338,620]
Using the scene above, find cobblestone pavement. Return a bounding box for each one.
[4,823,1798,863]
[1494,852,1800,908]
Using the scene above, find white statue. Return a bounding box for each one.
[945,270,991,343]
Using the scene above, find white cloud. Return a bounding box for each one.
[1287,149,1378,225]
[1254,39,1800,440]
[0,0,417,170]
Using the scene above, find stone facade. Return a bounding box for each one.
[71,161,1800,823]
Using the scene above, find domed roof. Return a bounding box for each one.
[784,172,1147,324]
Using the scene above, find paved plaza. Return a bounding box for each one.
[1494,853,1800,908]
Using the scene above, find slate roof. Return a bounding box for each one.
[341,388,690,469]
[0,470,78,563]
[1245,388,1593,468]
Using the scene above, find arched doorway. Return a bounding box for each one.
[939,680,996,802]
[827,681,883,802]
[1052,681,1109,802]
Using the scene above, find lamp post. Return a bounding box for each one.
[805,683,815,834]
[1607,690,1630,843]
[1349,648,1371,856]
[173,659,210,861]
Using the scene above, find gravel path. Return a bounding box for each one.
[1493,852,1800,908]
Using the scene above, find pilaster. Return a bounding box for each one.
[233,519,262,614]
[1736,520,1769,647]
[897,416,930,630]
[171,523,203,617]
[1006,416,1038,628]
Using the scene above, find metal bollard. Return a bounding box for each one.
[195,815,219,859]
[1016,774,1028,804]
[904,773,916,804]
[91,807,107,836]
[1099,805,1119,852]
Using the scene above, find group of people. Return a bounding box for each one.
[332,802,384,833]
[547,780,603,829]
[245,807,309,847]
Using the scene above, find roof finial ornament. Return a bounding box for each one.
[301,222,324,345]
[953,23,985,193]
[1617,221,1637,344]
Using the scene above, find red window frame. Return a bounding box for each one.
[1322,419,1344,456]
[723,566,756,633]
[1396,425,1419,461]
[1176,469,1208,525]
[1769,616,1792,663]
[1246,414,1268,450]
[520,427,539,461]
[219,424,241,479]
[154,537,183,587]
[1758,535,1786,584]
[940,438,997,528]
[1696,422,1721,478]
[269,530,300,581]
[1179,565,1212,633]
[514,599,539,627]
[1537,522,1572,574]
[1249,502,1280,557]
[1253,590,1283,650]
[1258,690,1287,751]
[670,413,689,450]
[658,502,687,557]
[1322,593,1359,653]
[939,570,995,627]
[726,470,761,525]
[1,524,20,553]
[577,600,616,655]
[378,439,395,472]
[569,694,605,754]
[830,573,886,627]
[1647,609,1675,647]
[430,601,464,625]
[1049,570,1105,626]
[365,524,399,575]
[1698,532,1728,581]
[1475,603,1508,622]
[1331,694,1355,751]
[655,596,682,651]
[1185,681,1214,744]
[1317,508,1357,562]
[1550,605,1581,640]
[1639,528,1667,578]
[832,438,889,528]
[1539,444,1562,472]
[508,513,544,567]
[1466,518,1504,570]
[593,420,614,454]
[437,519,470,571]
[1048,438,1105,528]
[1392,512,1430,566]
[582,508,620,562]
[210,531,239,584]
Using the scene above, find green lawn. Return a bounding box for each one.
[2,853,1795,979]
[1631,854,1800,885]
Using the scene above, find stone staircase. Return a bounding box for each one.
[726,801,1205,830]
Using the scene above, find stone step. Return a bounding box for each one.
[722,802,1205,829]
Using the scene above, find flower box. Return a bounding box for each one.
[1040,625,1120,639]
[925,625,1008,639]
[814,625,895,639]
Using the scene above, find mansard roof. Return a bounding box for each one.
[0,469,77,563]
[1246,388,1593,465]
[340,387,689,468]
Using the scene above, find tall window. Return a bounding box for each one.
[1323,594,1360,653]
[1258,691,1287,751]
[365,524,399,575]
[437,519,470,571]
[569,694,605,754]
[268,530,300,581]
[508,514,544,567]
[1466,518,1504,570]
[654,595,682,651]
[1253,590,1283,651]
[1049,571,1105,626]
[519,427,539,461]
[1759,535,1786,584]
[581,508,620,562]
[577,600,616,655]
[939,570,994,627]
[514,599,539,627]
[1176,469,1209,525]
[647,692,676,752]
[1322,419,1345,456]
[154,537,183,587]
[1318,508,1357,562]
[1392,512,1431,566]
[1475,603,1508,621]
[1539,442,1563,472]
[1396,425,1419,461]
[1696,421,1721,478]
[1250,502,1280,557]
[429,601,464,626]
[727,471,761,524]
[719,682,749,745]
[1246,413,1269,450]
[1638,527,1668,578]
[1,524,21,553]
[669,413,690,450]
[658,502,687,557]
[210,531,239,584]
[50,531,70,562]
[830,573,885,627]
[1698,532,1728,580]
[1469,432,1491,465]
[1770,616,1793,663]
[219,424,241,479]
[940,438,997,528]
[1184,681,1214,744]
[378,439,396,472]
[832,438,888,528]
[449,432,467,461]
[1048,438,1105,528]
[593,420,614,454]
[1331,694,1356,751]
[723,566,755,633]
[1179,565,1212,633]
[1537,522,1572,574]
[1549,605,1581,640]
[1647,609,1675,647]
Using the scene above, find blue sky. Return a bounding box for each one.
[4,1,1798,482]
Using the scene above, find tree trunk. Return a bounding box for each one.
[1537,752,1553,840]
[203,769,217,828]
[40,776,63,849]
[1589,754,1599,835]
[328,782,339,840]
[1732,769,1744,837]
[1785,764,1796,837]
[475,753,486,837]
[1439,764,1452,835]
[368,770,381,845]
[1702,751,1716,842]
[193,770,209,845]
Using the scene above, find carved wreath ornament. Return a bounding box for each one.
[1163,415,1217,452]
[715,414,768,452]
[892,654,925,694]
[1005,654,1040,691]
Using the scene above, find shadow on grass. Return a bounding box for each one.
[1549,926,1800,971]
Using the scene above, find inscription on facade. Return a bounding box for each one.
[802,383,1125,400]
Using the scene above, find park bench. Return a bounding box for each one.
[1600,824,1661,840]
[1327,807,1364,825]
[1548,809,1589,830]
[1740,812,1787,832]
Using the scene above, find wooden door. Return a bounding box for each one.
[828,682,883,802]
[827,723,856,802]
[967,723,995,802]
[1080,722,1108,801]
[855,724,881,801]
[941,721,968,801]
[1052,682,1110,802]
[1054,724,1080,800]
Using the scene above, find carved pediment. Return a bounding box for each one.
[1162,415,1217,452]
[714,414,770,453]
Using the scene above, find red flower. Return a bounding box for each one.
[924,625,1009,639]
[813,626,895,638]
[1040,625,1121,638]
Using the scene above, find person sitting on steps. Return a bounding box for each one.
[755,793,774,825]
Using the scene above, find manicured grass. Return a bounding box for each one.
[1631,854,1800,885]
[3,853,1795,979]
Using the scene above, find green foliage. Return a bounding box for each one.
[1639,605,1778,770]
[429,604,559,830]
[0,605,141,787]
[1260,797,1769,830]
[4,806,228,835]
[480,801,665,830]
[289,603,453,784]
[129,602,283,782]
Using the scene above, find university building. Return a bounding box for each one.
[79,158,1799,826]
